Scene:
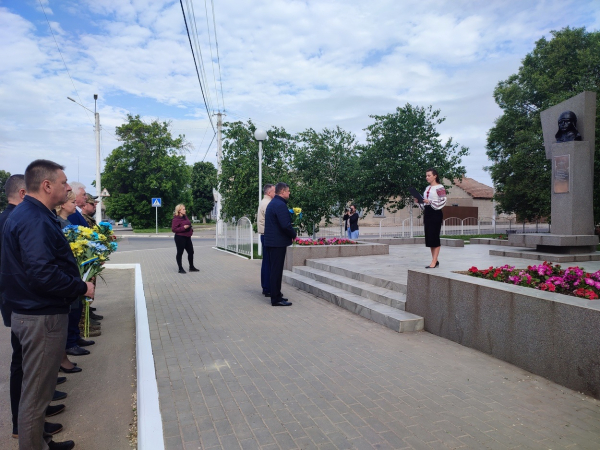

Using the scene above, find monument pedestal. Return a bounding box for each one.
[507,233,599,254]
[549,141,594,235]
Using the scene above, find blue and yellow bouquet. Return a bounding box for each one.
[63,222,118,336]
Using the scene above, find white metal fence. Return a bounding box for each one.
[306,217,551,239]
[215,218,253,259]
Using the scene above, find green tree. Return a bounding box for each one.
[218,120,296,223]
[486,27,600,223]
[102,114,191,228]
[0,170,10,212]
[359,104,468,214]
[190,161,217,222]
[292,126,360,234]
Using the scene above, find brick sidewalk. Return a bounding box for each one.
[111,243,600,450]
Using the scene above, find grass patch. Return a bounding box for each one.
[440,234,505,243]
[132,228,173,233]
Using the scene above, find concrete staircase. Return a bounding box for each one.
[283,260,423,333]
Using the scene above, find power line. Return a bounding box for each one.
[179,0,215,132]
[203,0,221,112]
[37,0,93,124]
[201,132,217,162]
[185,0,216,116]
[210,0,225,111]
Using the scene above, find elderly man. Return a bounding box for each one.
[66,181,89,227]
[257,183,275,297]
[1,160,94,450]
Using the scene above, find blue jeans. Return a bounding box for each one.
[350,230,359,239]
[260,235,271,293]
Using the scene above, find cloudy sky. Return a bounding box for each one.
[1,0,599,193]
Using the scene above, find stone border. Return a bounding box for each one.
[406,268,600,399]
[360,237,463,247]
[106,264,165,450]
[470,238,514,246]
[284,243,389,271]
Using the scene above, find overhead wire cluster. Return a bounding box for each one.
[179,0,226,162]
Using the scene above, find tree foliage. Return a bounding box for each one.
[218,120,295,224]
[486,27,600,223]
[359,104,468,213]
[102,114,191,228]
[190,161,217,221]
[0,170,11,212]
[292,126,360,233]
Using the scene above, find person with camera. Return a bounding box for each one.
[343,205,360,239]
[171,204,199,274]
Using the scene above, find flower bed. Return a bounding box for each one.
[467,262,600,300]
[293,237,357,246]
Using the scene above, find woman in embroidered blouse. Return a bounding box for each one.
[420,168,447,268]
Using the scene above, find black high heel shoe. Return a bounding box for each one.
[425,261,440,269]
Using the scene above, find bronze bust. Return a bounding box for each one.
[555,111,582,142]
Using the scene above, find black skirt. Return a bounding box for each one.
[423,205,443,248]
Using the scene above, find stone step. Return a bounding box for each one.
[283,270,423,333]
[292,266,406,310]
[306,259,407,294]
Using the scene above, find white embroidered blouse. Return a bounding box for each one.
[421,185,447,211]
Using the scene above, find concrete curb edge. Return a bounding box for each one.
[105,264,165,450]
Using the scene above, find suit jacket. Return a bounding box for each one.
[67,210,89,227]
[264,195,297,247]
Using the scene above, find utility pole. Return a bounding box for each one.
[215,112,223,247]
[94,94,102,222]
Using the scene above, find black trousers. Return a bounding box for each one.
[175,235,194,269]
[424,205,443,248]
[10,331,23,433]
[267,246,287,304]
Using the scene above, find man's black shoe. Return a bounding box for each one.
[89,311,103,320]
[56,377,67,385]
[66,345,90,356]
[45,422,63,435]
[59,365,82,373]
[46,404,66,417]
[90,319,101,326]
[90,306,96,311]
[189,266,200,272]
[52,390,67,402]
[48,440,75,450]
[272,301,292,306]
[77,338,95,347]
[263,291,271,297]
[178,268,186,274]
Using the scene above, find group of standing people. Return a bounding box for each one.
[258,182,297,306]
[0,160,100,450]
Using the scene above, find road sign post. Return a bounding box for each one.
[151,198,162,234]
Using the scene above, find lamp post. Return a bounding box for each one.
[67,95,103,222]
[254,129,267,256]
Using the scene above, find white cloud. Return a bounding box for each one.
[1,0,598,189]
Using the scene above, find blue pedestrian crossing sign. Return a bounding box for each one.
[151,198,162,207]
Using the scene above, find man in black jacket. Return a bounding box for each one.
[1,160,94,450]
[264,182,297,306]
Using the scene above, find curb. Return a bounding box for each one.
[105,264,165,450]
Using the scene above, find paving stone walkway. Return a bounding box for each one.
[111,241,600,450]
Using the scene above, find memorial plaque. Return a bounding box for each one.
[553,154,570,194]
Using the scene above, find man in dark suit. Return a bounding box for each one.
[264,182,297,306]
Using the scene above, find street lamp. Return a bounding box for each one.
[67,95,102,222]
[254,129,267,256]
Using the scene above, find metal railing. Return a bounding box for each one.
[215,218,253,259]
